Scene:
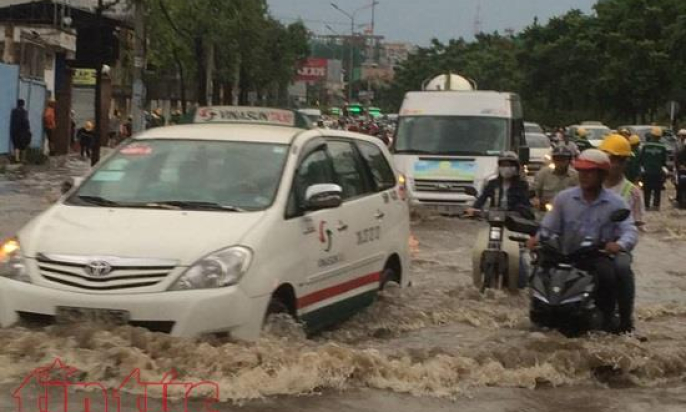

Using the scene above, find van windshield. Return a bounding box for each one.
[67,140,289,212]
[394,116,509,156]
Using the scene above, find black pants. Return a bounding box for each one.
[643,173,663,208]
[579,256,617,329]
[677,172,686,206]
[614,252,635,329]
[80,137,92,158]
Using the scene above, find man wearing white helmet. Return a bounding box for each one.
[528,149,639,333]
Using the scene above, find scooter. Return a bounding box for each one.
[505,209,630,336]
[469,209,529,294]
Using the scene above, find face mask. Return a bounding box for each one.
[499,166,517,179]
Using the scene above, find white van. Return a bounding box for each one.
[0,106,410,340]
[392,91,527,213]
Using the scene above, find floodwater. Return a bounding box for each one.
[1,159,685,411]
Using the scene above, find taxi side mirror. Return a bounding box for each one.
[61,177,84,195]
[304,184,343,211]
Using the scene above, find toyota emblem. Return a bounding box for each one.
[85,260,113,277]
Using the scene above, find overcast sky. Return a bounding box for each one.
[267,0,597,45]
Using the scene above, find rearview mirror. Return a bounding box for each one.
[304,184,343,211]
[505,215,539,236]
[610,208,631,222]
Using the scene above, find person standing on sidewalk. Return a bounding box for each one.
[639,127,668,211]
[77,121,95,160]
[10,99,32,163]
[108,109,122,147]
[43,99,57,156]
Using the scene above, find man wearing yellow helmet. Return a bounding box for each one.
[601,134,645,227]
[575,128,593,152]
[639,127,668,211]
[599,135,643,333]
[625,135,642,183]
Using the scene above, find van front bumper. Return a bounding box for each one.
[0,277,268,340]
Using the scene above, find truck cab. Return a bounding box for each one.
[392,90,527,213]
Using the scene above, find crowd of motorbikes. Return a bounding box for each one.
[316,115,396,147]
[467,206,632,337]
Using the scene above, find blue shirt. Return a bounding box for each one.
[540,187,639,252]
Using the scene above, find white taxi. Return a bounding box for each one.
[0,107,410,340]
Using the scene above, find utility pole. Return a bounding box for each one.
[91,0,104,166]
[131,0,146,134]
[332,3,377,103]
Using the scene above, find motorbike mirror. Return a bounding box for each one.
[610,208,631,222]
[505,215,539,236]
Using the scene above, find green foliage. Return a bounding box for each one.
[145,0,309,108]
[385,0,686,127]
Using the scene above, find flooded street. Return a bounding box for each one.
[1,160,685,410]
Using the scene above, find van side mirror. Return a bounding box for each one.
[519,146,530,164]
[304,184,343,211]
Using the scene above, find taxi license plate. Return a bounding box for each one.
[56,307,130,325]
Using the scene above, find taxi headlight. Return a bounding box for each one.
[170,246,252,291]
[0,238,31,283]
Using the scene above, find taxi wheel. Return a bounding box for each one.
[379,267,400,291]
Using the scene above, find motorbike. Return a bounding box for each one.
[469,208,532,294]
[505,209,631,336]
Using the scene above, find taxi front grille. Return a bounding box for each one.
[17,311,175,334]
[36,255,176,291]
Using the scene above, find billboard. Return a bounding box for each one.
[296,58,328,82]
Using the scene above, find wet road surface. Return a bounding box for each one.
[0,159,685,411]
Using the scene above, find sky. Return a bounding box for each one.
[267,0,598,45]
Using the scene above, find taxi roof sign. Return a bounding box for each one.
[193,106,311,128]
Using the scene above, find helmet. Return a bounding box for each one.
[497,151,520,168]
[574,149,610,171]
[650,126,663,138]
[678,129,686,136]
[629,135,641,146]
[552,146,573,158]
[576,128,588,138]
[600,134,632,157]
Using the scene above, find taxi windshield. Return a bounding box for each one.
[68,140,289,211]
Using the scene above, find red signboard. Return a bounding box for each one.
[296,58,328,81]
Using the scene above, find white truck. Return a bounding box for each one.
[392,74,528,213]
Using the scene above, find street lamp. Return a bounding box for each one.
[331,2,378,103]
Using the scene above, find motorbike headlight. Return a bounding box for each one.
[170,246,252,291]
[0,238,31,283]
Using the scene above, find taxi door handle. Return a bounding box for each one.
[374,211,385,220]
[337,222,349,231]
